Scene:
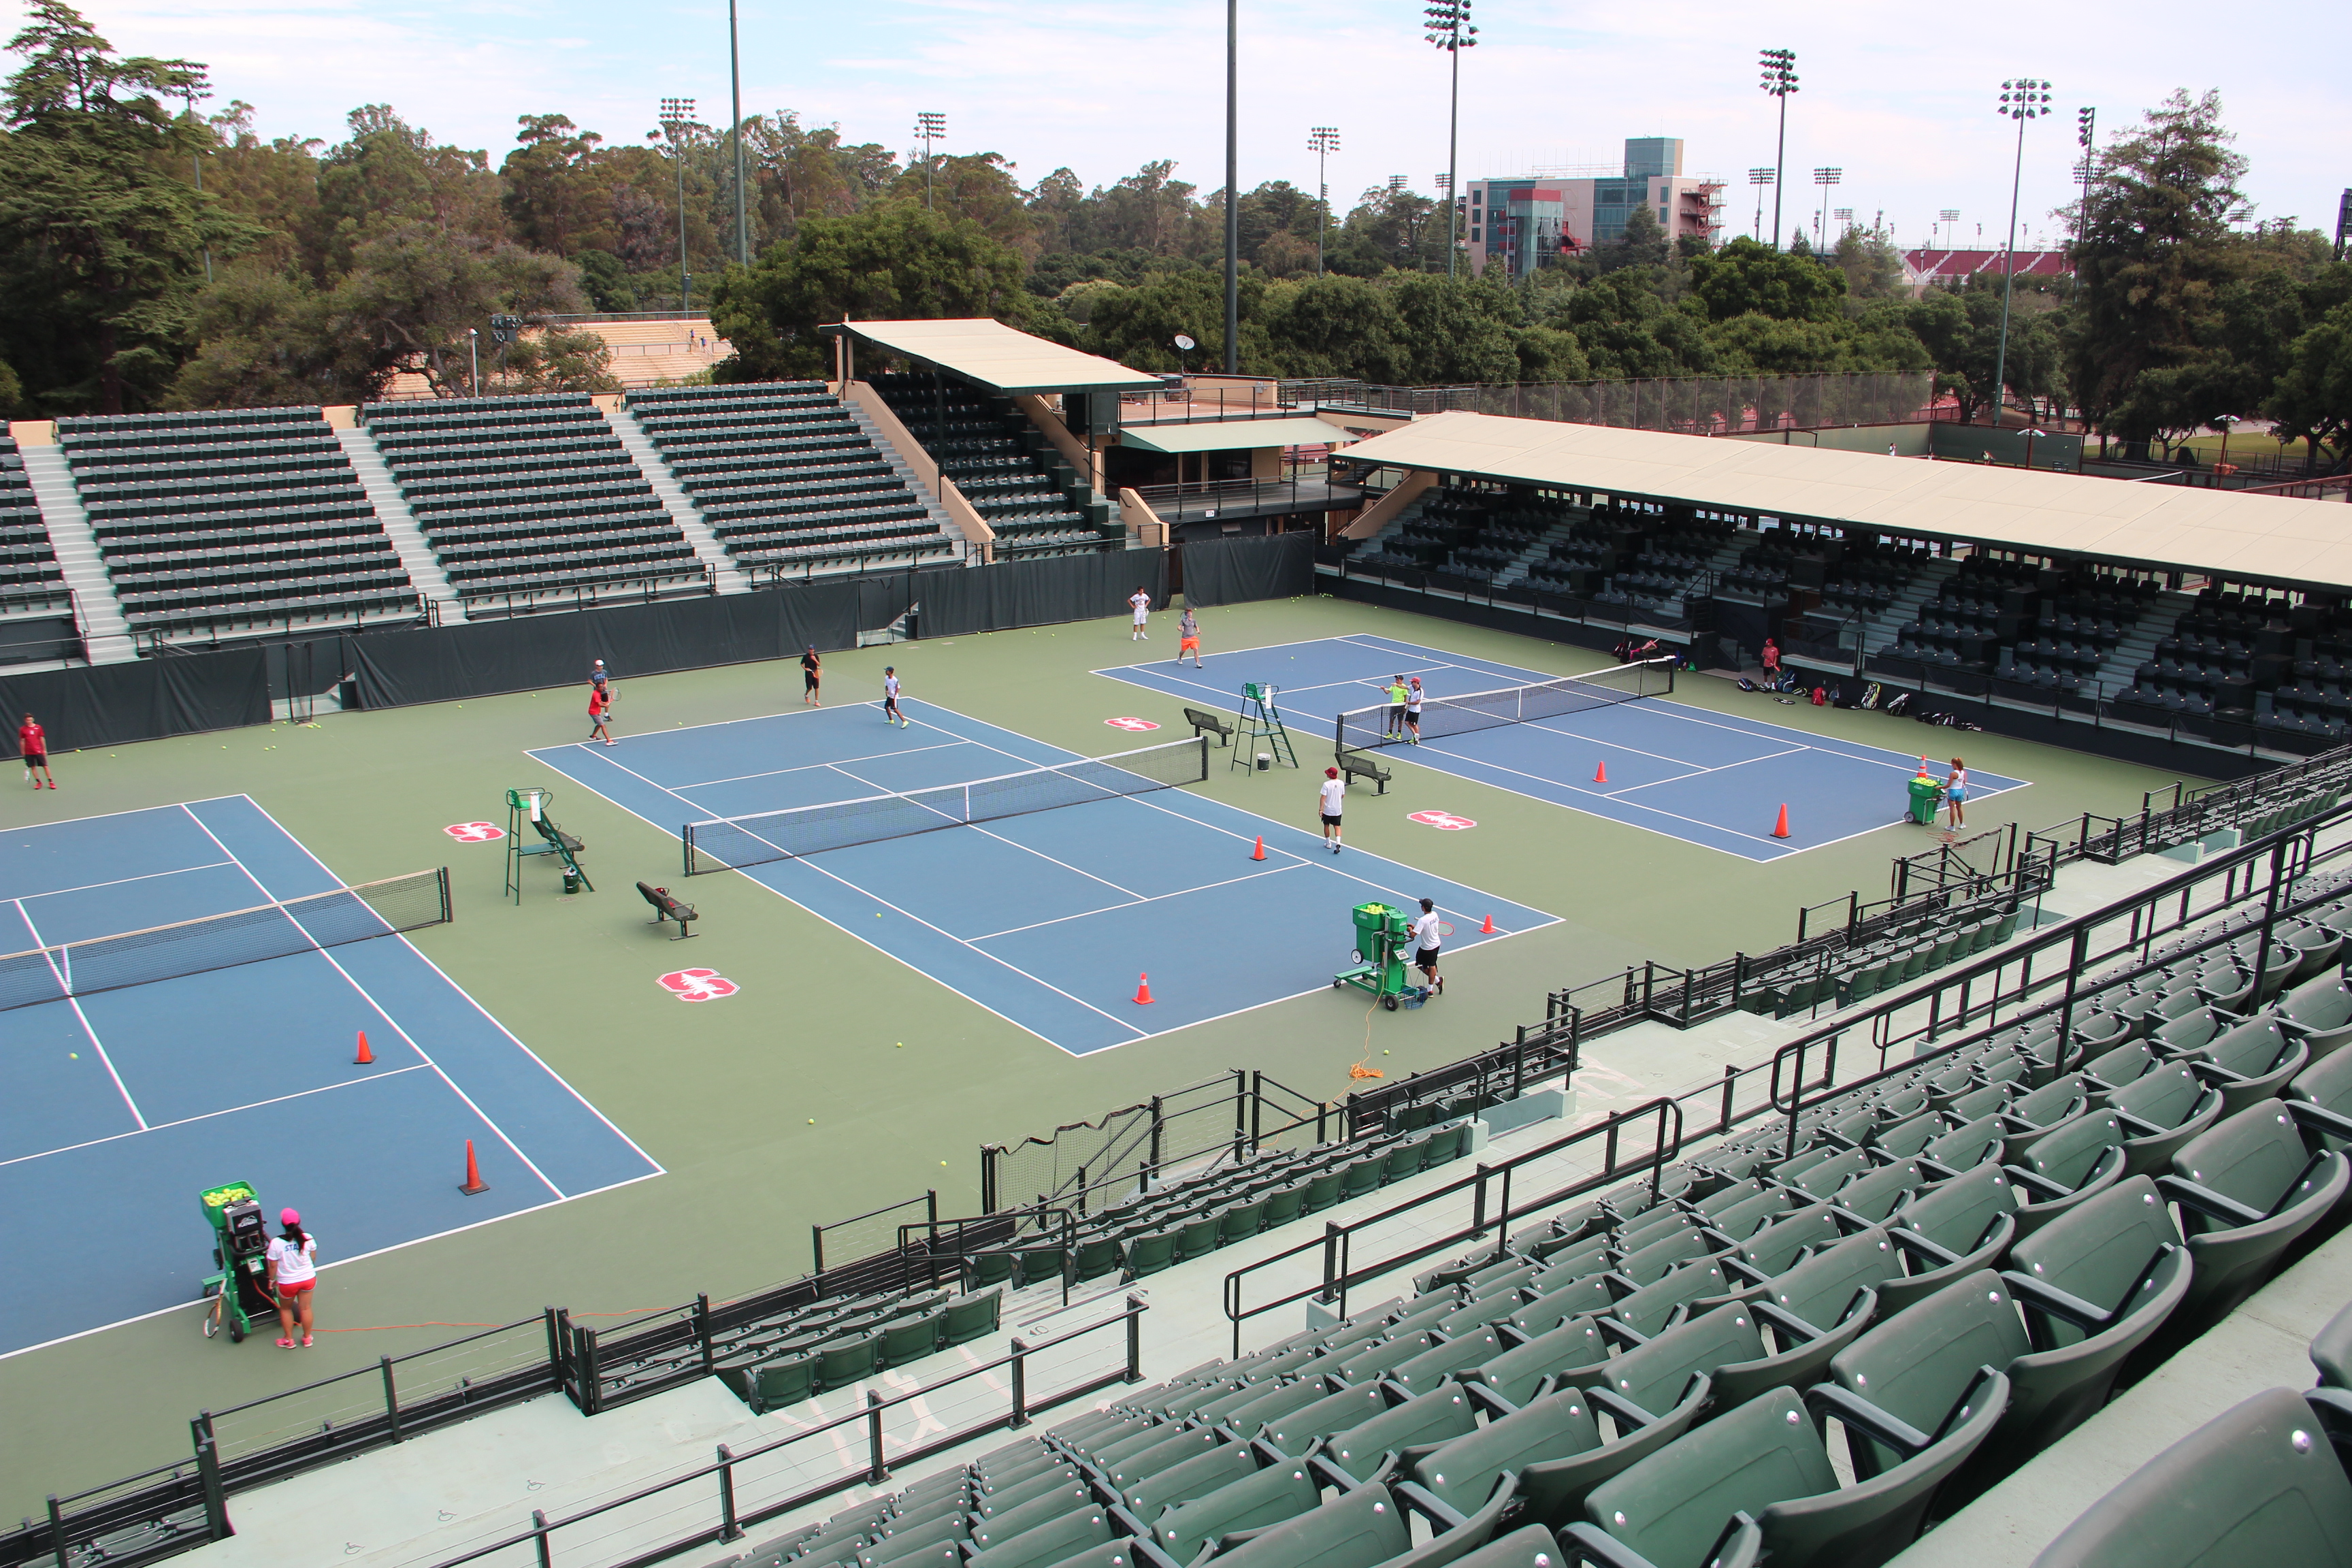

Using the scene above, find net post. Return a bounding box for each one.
[436,866,451,923]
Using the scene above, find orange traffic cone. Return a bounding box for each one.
[1480,913,1497,934]
[354,1030,373,1065]
[1595,761,1609,784]
[1772,804,1791,839]
[1133,973,1154,1005]
[1251,835,1267,862]
[460,1139,489,1195]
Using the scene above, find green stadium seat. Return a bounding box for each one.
[1412,1387,1601,1520]
[2189,1017,2309,1115]
[963,1504,1112,1568]
[974,1469,1083,1520]
[2277,974,2352,1058]
[1341,1154,1388,1199]
[1176,1211,1224,1260]
[879,1311,945,1368]
[2027,1386,2352,1568]
[2103,1060,2226,1176]
[1123,1230,1178,1279]
[1711,1228,1900,1407]
[1072,1237,1120,1282]
[1880,1163,2021,1313]
[817,1330,883,1388]
[963,1252,1015,1289]
[1184,1481,1409,1568]
[2155,1101,2351,1348]
[943,1287,1002,1345]
[2313,1298,2352,1390]
[751,1352,817,1411]
[1611,1260,1735,1338]
[1122,1439,1253,1520]
[1152,1457,1319,1561]
[1317,1386,1479,1480]
[1260,1382,1392,1456]
[857,1514,966,1566]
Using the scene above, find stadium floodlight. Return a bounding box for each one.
[1812,166,1841,249]
[657,98,696,315]
[1747,167,1774,243]
[728,1,747,266]
[1222,0,1237,374]
[915,112,946,210]
[1991,77,2053,428]
[1938,207,1960,248]
[1423,0,1476,278]
[1308,126,1341,274]
[1388,174,1409,191]
[1758,47,1797,248]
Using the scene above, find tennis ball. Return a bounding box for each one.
[69,1051,78,1059]
[808,1118,815,1124]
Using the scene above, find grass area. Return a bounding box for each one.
[0,592,2205,1512]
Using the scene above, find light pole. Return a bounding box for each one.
[1991,77,2053,429]
[1833,207,1852,238]
[1758,48,1797,250]
[657,97,696,315]
[1423,1,1476,279]
[915,112,945,210]
[1309,126,1341,275]
[1812,167,1840,250]
[1747,167,1774,243]
[181,88,214,284]
[1939,208,1960,250]
[467,327,478,396]
[2072,105,2096,287]
[1222,0,1238,374]
[728,1,747,266]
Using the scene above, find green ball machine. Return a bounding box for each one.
[1334,901,1419,1011]
[199,1179,276,1343]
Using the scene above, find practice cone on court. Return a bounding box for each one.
[1595,762,1608,784]
[1251,835,1266,862]
[1480,913,1497,934]
[1773,804,1791,839]
[354,1030,373,1065]
[459,1139,489,1195]
[1133,973,1154,1004]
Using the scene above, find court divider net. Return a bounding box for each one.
[1335,656,1676,755]
[0,867,453,1013]
[683,735,1211,874]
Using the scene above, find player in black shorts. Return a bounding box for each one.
[801,647,822,706]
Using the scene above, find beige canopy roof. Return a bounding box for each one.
[1121,417,1354,455]
[836,318,1164,394]
[1339,410,2352,591]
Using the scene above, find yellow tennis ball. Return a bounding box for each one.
[808,1118,815,1124]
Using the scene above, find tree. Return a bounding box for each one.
[1594,204,1669,274]
[1083,267,1273,373]
[2068,90,2251,451]
[2268,302,2352,472]
[310,105,506,276]
[1687,236,1844,323]
[708,202,1030,380]
[889,152,1034,255]
[0,1,261,412]
[1829,227,1906,301]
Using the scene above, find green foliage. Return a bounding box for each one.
[707,202,1030,381]
[0,354,20,416]
[2267,301,2352,468]
[1688,238,1846,324]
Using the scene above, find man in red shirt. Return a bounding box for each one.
[18,713,54,789]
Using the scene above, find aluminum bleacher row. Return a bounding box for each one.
[59,408,418,638]
[866,374,1115,557]
[709,1284,1006,1416]
[722,858,2352,1568]
[0,434,67,610]
[360,393,703,603]
[624,382,954,574]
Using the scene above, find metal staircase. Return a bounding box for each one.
[334,429,462,611]
[17,446,135,662]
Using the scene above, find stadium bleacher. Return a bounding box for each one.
[624,382,956,576]
[866,373,1115,557]
[0,434,67,611]
[56,408,419,641]
[359,393,704,606]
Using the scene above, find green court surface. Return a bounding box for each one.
[0,593,2199,1511]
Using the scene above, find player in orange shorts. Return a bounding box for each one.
[1176,606,1202,668]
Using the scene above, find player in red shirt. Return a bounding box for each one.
[18,713,54,789]
[587,683,615,746]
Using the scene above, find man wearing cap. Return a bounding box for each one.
[267,1209,319,1348]
[1319,765,1346,853]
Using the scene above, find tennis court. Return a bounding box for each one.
[1096,633,2029,862]
[0,798,662,1357]
[527,700,1555,1056]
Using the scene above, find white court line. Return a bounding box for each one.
[675,740,969,790]
[0,1066,431,1168]
[12,900,147,1130]
[7,860,237,904]
[235,795,668,1179]
[962,822,1144,901]
[178,804,568,1200]
[968,863,1305,941]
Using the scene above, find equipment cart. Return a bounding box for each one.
[199,1180,275,1343]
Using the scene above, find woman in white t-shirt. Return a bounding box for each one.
[1319,766,1346,853]
[267,1207,319,1348]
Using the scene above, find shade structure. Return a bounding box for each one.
[1120,417,1356,455]
[834,318,1165,395]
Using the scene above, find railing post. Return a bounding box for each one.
[1469,1161,1490,1237]
[981,1145,998,1215]
[866,1390,890,1480]
[532,1509,553,1568]
[1493,1164,1515,1262]
[1251,1071,1264,1149]
[578,1326,603,1416]
[544,1307,566,1392]
[2251,835,2288,1006]
[811,1222,826,1281]
[1603,1112,1620,1176]
[1009,1339,1030,1427]
[1719,1064,1737,1134]
[717,1443,742,1540]
[1318,1222,1343,1305]
[2055,926,2091,1045]
[1233,1068,1249,1161]
[47,1494,67,1568]
[1126,1294,1145,1383]
[1149,1095,1164,1175]
[696,1294,715,1376]
[194,1416,229,1542]
[380,1355,403,1443]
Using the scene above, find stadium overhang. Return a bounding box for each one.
[1337,410,2352,595]
[829,318,1164,395]
[1120,417,1354,455]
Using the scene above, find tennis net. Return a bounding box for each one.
[1336,657,1676,754]
[684,736,1210,874]
[0,868,453,1013]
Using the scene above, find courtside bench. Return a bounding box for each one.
[1340,753,1391,794]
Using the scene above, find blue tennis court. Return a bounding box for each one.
[527,702,1556,1056]
[0,798,660,1356]
[1097,634,2029,862]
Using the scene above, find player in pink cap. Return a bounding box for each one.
[267,1208,319,1348]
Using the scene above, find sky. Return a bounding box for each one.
[14,0,2349,255]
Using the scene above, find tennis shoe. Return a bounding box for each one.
[302,1335,313,1348]
[277,1338,295,1349]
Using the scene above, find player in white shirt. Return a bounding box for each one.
[1128,587,1152,640]
[882,666,906,727]
[1410,897,1445,995]
[1318,766,1345,853]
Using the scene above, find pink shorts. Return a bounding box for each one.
[276,1278,314,1296]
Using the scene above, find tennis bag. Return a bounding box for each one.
[1736,677,1761,691]
[1811,687,1828,706]
[1883,691,1912,716]
[1859,682,1884,710]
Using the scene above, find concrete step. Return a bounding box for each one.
[334,430,461,608]
[843,405,972,560]
[17,446,136,662]
[1494,519,1580,587]
[602,407,755,594]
